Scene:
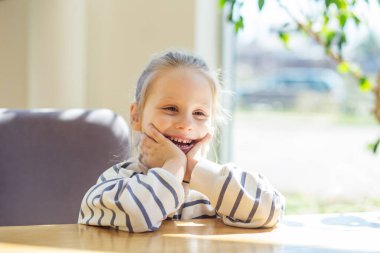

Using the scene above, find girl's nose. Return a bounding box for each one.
[175,115,193,131]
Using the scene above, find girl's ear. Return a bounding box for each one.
[130,103,142,131]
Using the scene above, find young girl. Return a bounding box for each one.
[78,50,285,232]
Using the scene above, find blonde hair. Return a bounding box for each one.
[134,50,227,128]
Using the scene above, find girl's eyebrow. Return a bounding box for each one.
[159,96,211,107]
[159,96,177,101]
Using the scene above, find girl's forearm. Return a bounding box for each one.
[162,158,186,182]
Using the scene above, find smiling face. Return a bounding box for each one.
[130,66,213,154]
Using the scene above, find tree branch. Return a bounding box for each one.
[276,0,380,125]
[276,0,343,63]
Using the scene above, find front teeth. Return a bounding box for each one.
[169,136,192,144]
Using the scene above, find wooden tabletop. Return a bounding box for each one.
[0,212,379,253]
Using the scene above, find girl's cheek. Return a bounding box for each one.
[198,122,213,137]
[152,117,171,133]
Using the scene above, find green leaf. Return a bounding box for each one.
[337,32,347,52]
[234,16,244,33]
[325,0,333,8]
[278,31,290,48]
[368,138,380,153]
[325,0,347,10]
[336,0,348,10]
[323,12,329,25]
[339,12,348,28]
[359,77,372,92]
[325,30,336,48]
[337,62,350,73]
[227,10,233,22]
[258,0,265,10]
[351,13,361,26]
[219,0,227,8]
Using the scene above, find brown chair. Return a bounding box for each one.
[0,109,130,226]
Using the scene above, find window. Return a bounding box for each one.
[229,0,380,214]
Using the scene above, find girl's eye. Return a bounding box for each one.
[163,106,177,112]
[194,111,209,118]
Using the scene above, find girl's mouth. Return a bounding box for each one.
[165,136,195,154]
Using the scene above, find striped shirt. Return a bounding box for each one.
[78,158,285,232]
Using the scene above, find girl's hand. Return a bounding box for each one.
[184,133,212,182]
[139,124,186,182]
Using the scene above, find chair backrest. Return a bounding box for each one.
[0,109,130,226]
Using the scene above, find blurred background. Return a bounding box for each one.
[1,0,379,214]
[0,0,222,117]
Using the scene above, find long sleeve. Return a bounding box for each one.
[78,162,185,232]
[189,159,285,228]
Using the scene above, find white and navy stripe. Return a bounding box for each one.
[79,159,285,232]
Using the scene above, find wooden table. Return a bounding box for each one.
[0,212,379,253]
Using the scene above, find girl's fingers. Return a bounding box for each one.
[140,132,155,146]
[188,133,212,156]
[144,123,166,143]
[197,133,212,146]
